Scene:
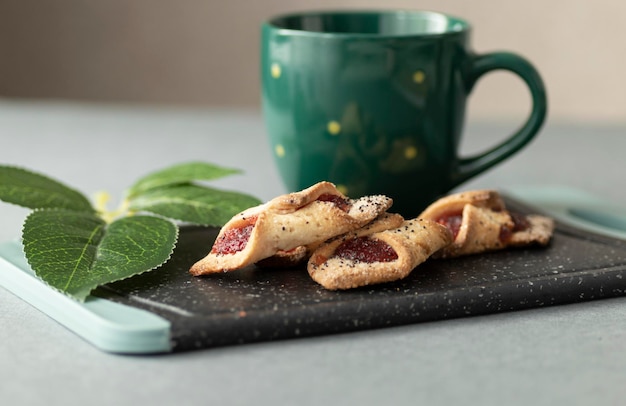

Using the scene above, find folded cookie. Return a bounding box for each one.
[419,190,554,258]
[190,182,393,275]
[307,215,452,290]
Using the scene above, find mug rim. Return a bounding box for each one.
[265,9,471,38]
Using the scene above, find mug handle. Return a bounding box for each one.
[453,52,547,185]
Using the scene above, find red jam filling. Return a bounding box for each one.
[316,193,351,212]
[436,213,463,239]
[211,216,257,255]
[499,212,531,242]
[437,211,531,242]
[334,237,398,263]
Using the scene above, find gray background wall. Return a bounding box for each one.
[0,0,624,123]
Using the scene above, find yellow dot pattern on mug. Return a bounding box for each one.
[327,121,341,135]
[404,146,418,159]
[412,70,425,84]
[336,184,348,195]
[271,63,282,79]
[275,144,285,157]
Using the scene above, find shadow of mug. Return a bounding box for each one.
[261,10,547,217]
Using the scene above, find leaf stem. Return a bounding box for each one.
[94,191,130,223]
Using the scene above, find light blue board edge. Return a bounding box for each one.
[505,185,626,241]
[0,240,172,354]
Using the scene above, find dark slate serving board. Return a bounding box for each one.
[95,196,626,352]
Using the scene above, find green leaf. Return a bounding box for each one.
[0,165,93,212]
[22,210,177,301]
[22,210,105,300]
[3,160,260,302]
[127,161,242,198]
[90,215,178,288]
[127,184,261,226]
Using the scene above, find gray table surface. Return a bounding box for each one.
[1,99,625,406]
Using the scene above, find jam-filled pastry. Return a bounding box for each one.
[257,212,405,269]
[189,182,393,275]
[419,190,554,258]
[307,216,452,290]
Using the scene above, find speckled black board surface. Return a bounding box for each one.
[96,197,626,351]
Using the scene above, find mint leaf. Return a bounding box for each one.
[127,162,241,198]
[22,210,177,301]
[127,184,261,226]
[91,215,177,287]
[22,210,106,300]
[1,160,259,301]
[0,166,93,212]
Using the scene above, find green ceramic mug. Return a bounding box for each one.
[261,10,547,217]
